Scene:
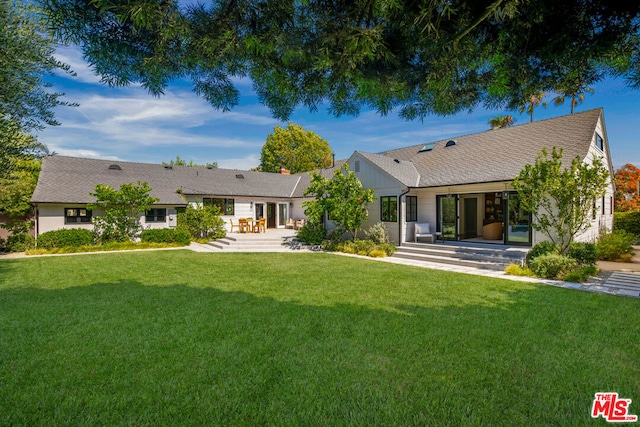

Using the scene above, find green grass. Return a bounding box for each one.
[1,251,639,426]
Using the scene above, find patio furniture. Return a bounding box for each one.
[295,219,306,230]
[414,223,435,243]
[482,221,503,240]
[238,218,249,233]
[230,219,245,233]
[286,218,295,229]
[253,217,266,233]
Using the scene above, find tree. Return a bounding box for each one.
[518,91,547,123]
[614,163,640,212]
[512,147,610,253]
[88,182,159,242]
[1,0,74,133]
[259,123,332,174]
[303,164,375,241]
[42,0,640,121]
[488,115,514,129]
[163,155,218,168]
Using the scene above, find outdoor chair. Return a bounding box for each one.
[238,218,249,233]
[253,217,266,233]
[414,223,435,243]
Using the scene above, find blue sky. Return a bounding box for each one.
[40,44,639,171]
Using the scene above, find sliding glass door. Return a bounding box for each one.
[505,192,532,245]
[436,195,458,240]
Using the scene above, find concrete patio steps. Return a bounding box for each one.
[206,230,306,252]
[393,242,528,271]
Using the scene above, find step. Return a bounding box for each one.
[392,243,527,271]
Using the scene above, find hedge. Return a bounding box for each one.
[140,228,191,245]
[614,211,640,237]
[37,228,94,249]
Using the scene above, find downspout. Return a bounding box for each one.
[34,204,39,248]
[398,188,411,246]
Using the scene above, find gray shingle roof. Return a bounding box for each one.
[355,152,421,187]
[378,108,604,188]
[32,156,303,204]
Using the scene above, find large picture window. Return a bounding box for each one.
[65,208,92,224]
[406,196,417,222]
[381,196,398,222]
[145,208,166,223]
[203,198,235,215]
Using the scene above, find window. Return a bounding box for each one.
[596,133,604,151]
[601,196,605,215]
[65,208,92,224]
[406,196,417,222]
[203,198,235,215]
[354,160,360,173]
[381,196,398,222]
[146,208,166,223]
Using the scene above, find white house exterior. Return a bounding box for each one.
[31,108,615,247]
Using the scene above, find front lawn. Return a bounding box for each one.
[1,251,638,425]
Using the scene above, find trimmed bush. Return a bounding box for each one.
[614,211,640,238]
[6,234,35,252]
[526,241,560,265]
[597,231,636,261]
[566,242,597,266]
[37,228,94,249]
[297,221,326,245]
[529,254,578,279]
[140,228,191,245]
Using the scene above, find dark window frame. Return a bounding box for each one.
[595,133,604,151]
[406,196,418,222]
[145,208,167,223]
[203,197,235,215]
[65,207,92,224]
[381,196,398,222]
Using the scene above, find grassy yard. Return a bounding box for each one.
[1,251,638,426]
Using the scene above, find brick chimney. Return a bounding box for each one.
[278,167,291,175]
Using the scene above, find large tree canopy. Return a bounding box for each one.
[42,0,640,120]
[259,123,332,174]
[1,0,74,132]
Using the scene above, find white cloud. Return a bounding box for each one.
[53,45,102,85]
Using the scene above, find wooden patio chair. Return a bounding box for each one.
[229,219,241,233]
[238,218,249,233]
[253,217,266,233]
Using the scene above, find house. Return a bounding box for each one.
[342,108,615,246]
[31,108,615,246]
[30,157,332,237]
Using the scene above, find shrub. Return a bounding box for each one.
[614,211,640,238]
[37,228,95,249]
[366,222,390,244]
[505,263,535,277]
[529,254,578,279]
[562,265,599,283]
[368,249,387,258]
[326,239,395,257]
[526,241,560,265]
[297,221,326,245]
[140,228,191,245]
[177,205,226,240]
[6,233,35,252]
[597,231,636,261]
[566,242,597,266]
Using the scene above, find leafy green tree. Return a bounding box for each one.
[163,155,218,168]
[303,164,375,241]
[259,123,333,174]
[88,182,159,243]
[43,0,640,120]
[488,115,514,129]
[177,203,226,240]
[512,147,610,253]
[0,157,43,219]
[1,0,74,133]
